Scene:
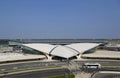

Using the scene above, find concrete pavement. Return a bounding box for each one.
[92,71,120,78]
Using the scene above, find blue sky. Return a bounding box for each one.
[0,0,120,39]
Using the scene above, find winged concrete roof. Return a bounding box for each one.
[66,43,100,53]
[23,43,56,54]
[22,43,100,59]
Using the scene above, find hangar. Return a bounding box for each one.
[22,43,100,60]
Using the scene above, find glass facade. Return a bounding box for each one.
[83,48,96,54]
[22,46,44,55]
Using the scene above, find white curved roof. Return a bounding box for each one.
[50,45,79,58]
[22,43,100,59]
[66,43,100,54]
[22,43,56,54]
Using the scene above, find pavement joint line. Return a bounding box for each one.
[1,59,120,66]
[0,65,61,72]
[102,66,120,68]
[99,71,120,74]
[0,74,4,76]
[0,60,58,66]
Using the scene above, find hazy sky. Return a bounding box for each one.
[0,0,120,39]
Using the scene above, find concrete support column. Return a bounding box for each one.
[46,55,52,60]
[77,54,81,60]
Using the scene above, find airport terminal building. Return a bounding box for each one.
[0,39,120,62]
[22,43,100,60]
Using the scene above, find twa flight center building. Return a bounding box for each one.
[22,43,100,60]
[1,41,120,62]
